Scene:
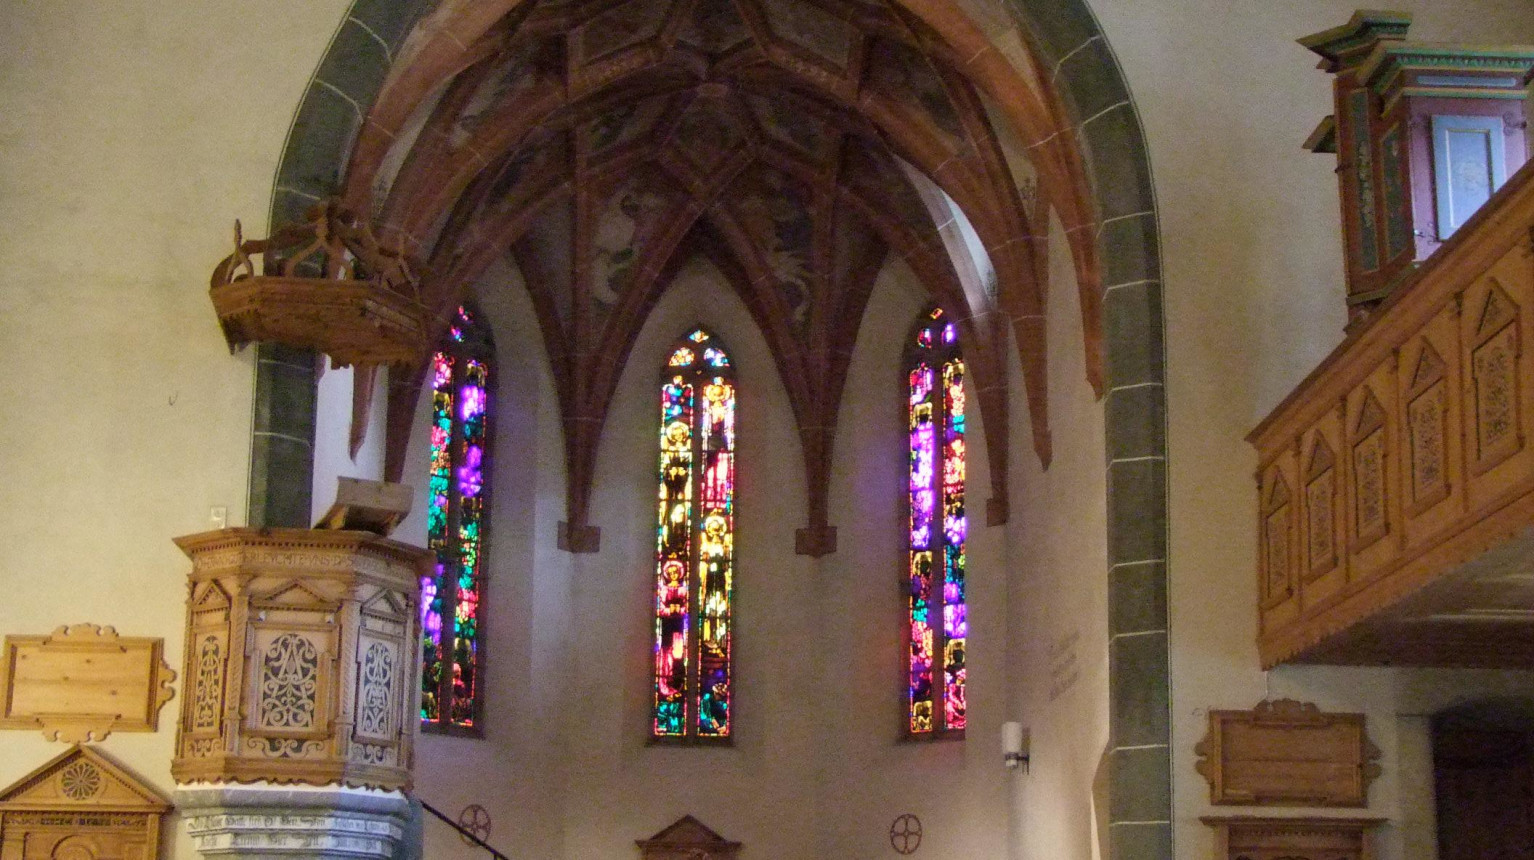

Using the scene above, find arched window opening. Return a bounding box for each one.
[653,329,736,741]
[907,306,967,736]
[421,305,493,732]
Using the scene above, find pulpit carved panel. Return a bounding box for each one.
[171,527,429,790]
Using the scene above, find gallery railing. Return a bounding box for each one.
[1249,159,1534,668]
[419,798,513,860]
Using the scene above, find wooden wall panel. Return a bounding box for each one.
[1201,816,1383,860]
[1195,699,1380,807]
[1300,416,1348,612]
[0,625,175,743]
[1398,304,1463,547]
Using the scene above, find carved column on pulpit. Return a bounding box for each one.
[171,526,430,859]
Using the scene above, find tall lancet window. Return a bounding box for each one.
[906,306,967,736]
[653,329,736,740]
[421,305,493,732]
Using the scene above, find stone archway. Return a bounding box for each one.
[253,1,1168,857]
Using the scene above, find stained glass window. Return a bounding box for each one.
[653,328,736,740]
[421,305,493,732]
[906,306,966,736]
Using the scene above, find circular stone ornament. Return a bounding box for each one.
[458,804,492,846]
[889,813,922,855]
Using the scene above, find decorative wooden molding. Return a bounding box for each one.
[1200,815,1385,860]
[170,527,431,791]
[0,624,175,743]
[636,815,741,860]
[1248,158,1534,669]
[1195,699,1381,807]
[209,199,427,370]
[0,744,171,860]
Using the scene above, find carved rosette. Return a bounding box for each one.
[170,528,430,791]
[0,745,171,860]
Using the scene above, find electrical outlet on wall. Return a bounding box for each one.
[209,506,227,530]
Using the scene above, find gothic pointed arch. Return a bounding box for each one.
[264,0,1169,847]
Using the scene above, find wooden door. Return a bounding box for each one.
[1435,726,1534,859]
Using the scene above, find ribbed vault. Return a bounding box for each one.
[343,0,1103,550]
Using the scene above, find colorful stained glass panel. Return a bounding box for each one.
[653,331,736,740]
[906,307,966,736]
[421,307,493,730]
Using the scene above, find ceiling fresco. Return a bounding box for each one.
[341,0,1096,551]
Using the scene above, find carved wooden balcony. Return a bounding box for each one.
[209,200,427,368]
[1249,161,1534,668]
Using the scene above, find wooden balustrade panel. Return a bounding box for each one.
[1299,416,1347,612]
[1250,161,1534,669]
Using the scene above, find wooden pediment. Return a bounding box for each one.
[0,744,169,813]
[1353,388,1387,436]
[192,581,231,610]
[1477,279,1518,337]
[1409,340,1446,391]
[1306,435,1336,480]
[253,579,334,610]
[361,587,407,617]
[637,815,742,859]
[1263,470,1291,513]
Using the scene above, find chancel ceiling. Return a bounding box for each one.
[340,0,1101,551]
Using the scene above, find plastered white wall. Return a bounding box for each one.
[311,360,389,520]
[1083,1,1534,856]
[0,1,348,855]
[402,252,1020,858]
[11,2,1534,858]
[1005,213,1110,860]
[394,255,572,859]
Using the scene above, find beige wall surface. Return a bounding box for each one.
[1005,213,1111,860]
[402,253,1027,858]
[0,1,349,855]
[1084,0,1534,857]
[21,0,1534,857]
[397,254,572,858]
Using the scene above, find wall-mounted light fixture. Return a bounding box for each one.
[1002,721,1029,772]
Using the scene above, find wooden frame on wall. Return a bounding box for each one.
[0,624,175,743]
[1195,699,1381,807]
